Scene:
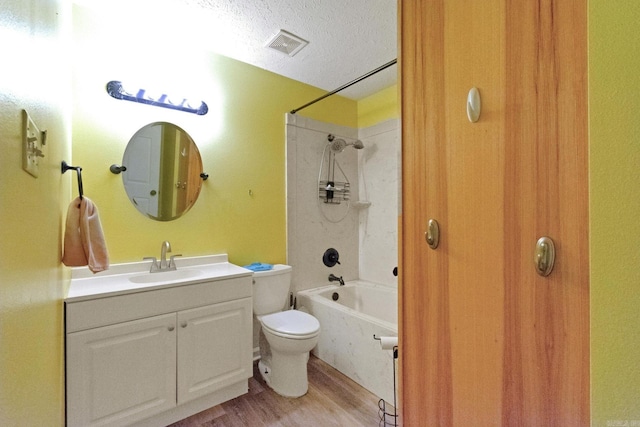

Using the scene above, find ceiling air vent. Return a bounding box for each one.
[266,30,308,57]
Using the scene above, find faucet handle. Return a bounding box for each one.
[143,257,159,272]
[169,254,182,269]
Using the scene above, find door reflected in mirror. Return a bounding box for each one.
[122,122,203,221]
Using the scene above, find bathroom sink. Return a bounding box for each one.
[128,268,203,284]
[66,254,254,302]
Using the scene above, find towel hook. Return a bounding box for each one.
[62,161,84,200]
[109,164,127,174]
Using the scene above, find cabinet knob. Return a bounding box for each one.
[181,322,188,328]
[168,326,175,332]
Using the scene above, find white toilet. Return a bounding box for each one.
[252,264,320,397]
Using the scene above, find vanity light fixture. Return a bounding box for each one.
[106,81,209,115]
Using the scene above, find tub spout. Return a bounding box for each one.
[328,274,344,286]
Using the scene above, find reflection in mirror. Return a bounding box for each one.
[122,122,203,221]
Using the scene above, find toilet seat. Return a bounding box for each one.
[260,310,320,339]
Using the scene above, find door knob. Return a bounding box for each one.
[425,219,440,249]
[535,236,556,277]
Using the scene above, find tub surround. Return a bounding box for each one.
[65,255,253,427]
[357,119,400,287]
[286,115,399,293]
[297,281,397,404]
[286,114,360,292]
[286,115,400,405]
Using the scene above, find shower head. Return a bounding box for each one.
[351,140,364,149]
[330,138,347,153]
[327,134,364,152]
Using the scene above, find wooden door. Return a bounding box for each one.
[399,1,589,425]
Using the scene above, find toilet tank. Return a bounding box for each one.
[252,264,293,316]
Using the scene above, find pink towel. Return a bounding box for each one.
[62,196,109,273]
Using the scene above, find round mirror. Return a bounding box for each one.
[121,122,203,221]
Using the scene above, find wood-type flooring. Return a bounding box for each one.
[168,355,395,426]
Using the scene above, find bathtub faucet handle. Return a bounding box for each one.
[323,248,341,267]
[328,274,345,286]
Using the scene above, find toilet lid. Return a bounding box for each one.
[261,310,320,337]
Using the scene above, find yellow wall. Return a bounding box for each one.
[72,5,358,266]
[357,84,398,128]
[3,1,638,424]
[590,1,640,425]
[0,0,71,424]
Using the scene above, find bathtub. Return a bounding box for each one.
[296,280,397,404]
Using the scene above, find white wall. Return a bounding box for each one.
[286,114,360,292]
[358,119,400,287]
[286,114,399,293]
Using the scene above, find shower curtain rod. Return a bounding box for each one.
[290,58,397,114]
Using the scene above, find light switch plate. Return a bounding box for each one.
[22,109,45,177]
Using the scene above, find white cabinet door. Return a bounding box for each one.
[177,298,252,404]
[66,313,177,427]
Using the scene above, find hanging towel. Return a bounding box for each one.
[62,196,109,273]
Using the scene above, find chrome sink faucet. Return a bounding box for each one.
[160,241,171,269]
[144,241,182,273]
[328,274,345,286]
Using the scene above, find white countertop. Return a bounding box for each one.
[66,254,253,302]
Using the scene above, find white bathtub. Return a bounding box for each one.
[296,280,398,404]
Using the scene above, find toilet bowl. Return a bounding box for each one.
[251,265,321,397]
[258,310,320,397]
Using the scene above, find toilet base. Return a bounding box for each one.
[258,360,271,386]
[258,351,310,398]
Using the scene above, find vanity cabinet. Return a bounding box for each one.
[65,272,253,427]
[66,314,178,426]
[177,299,252,404]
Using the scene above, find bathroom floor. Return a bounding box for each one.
[168,355,391,426]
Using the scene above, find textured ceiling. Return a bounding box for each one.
[172,0,398,100]
[73,0,397,101]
